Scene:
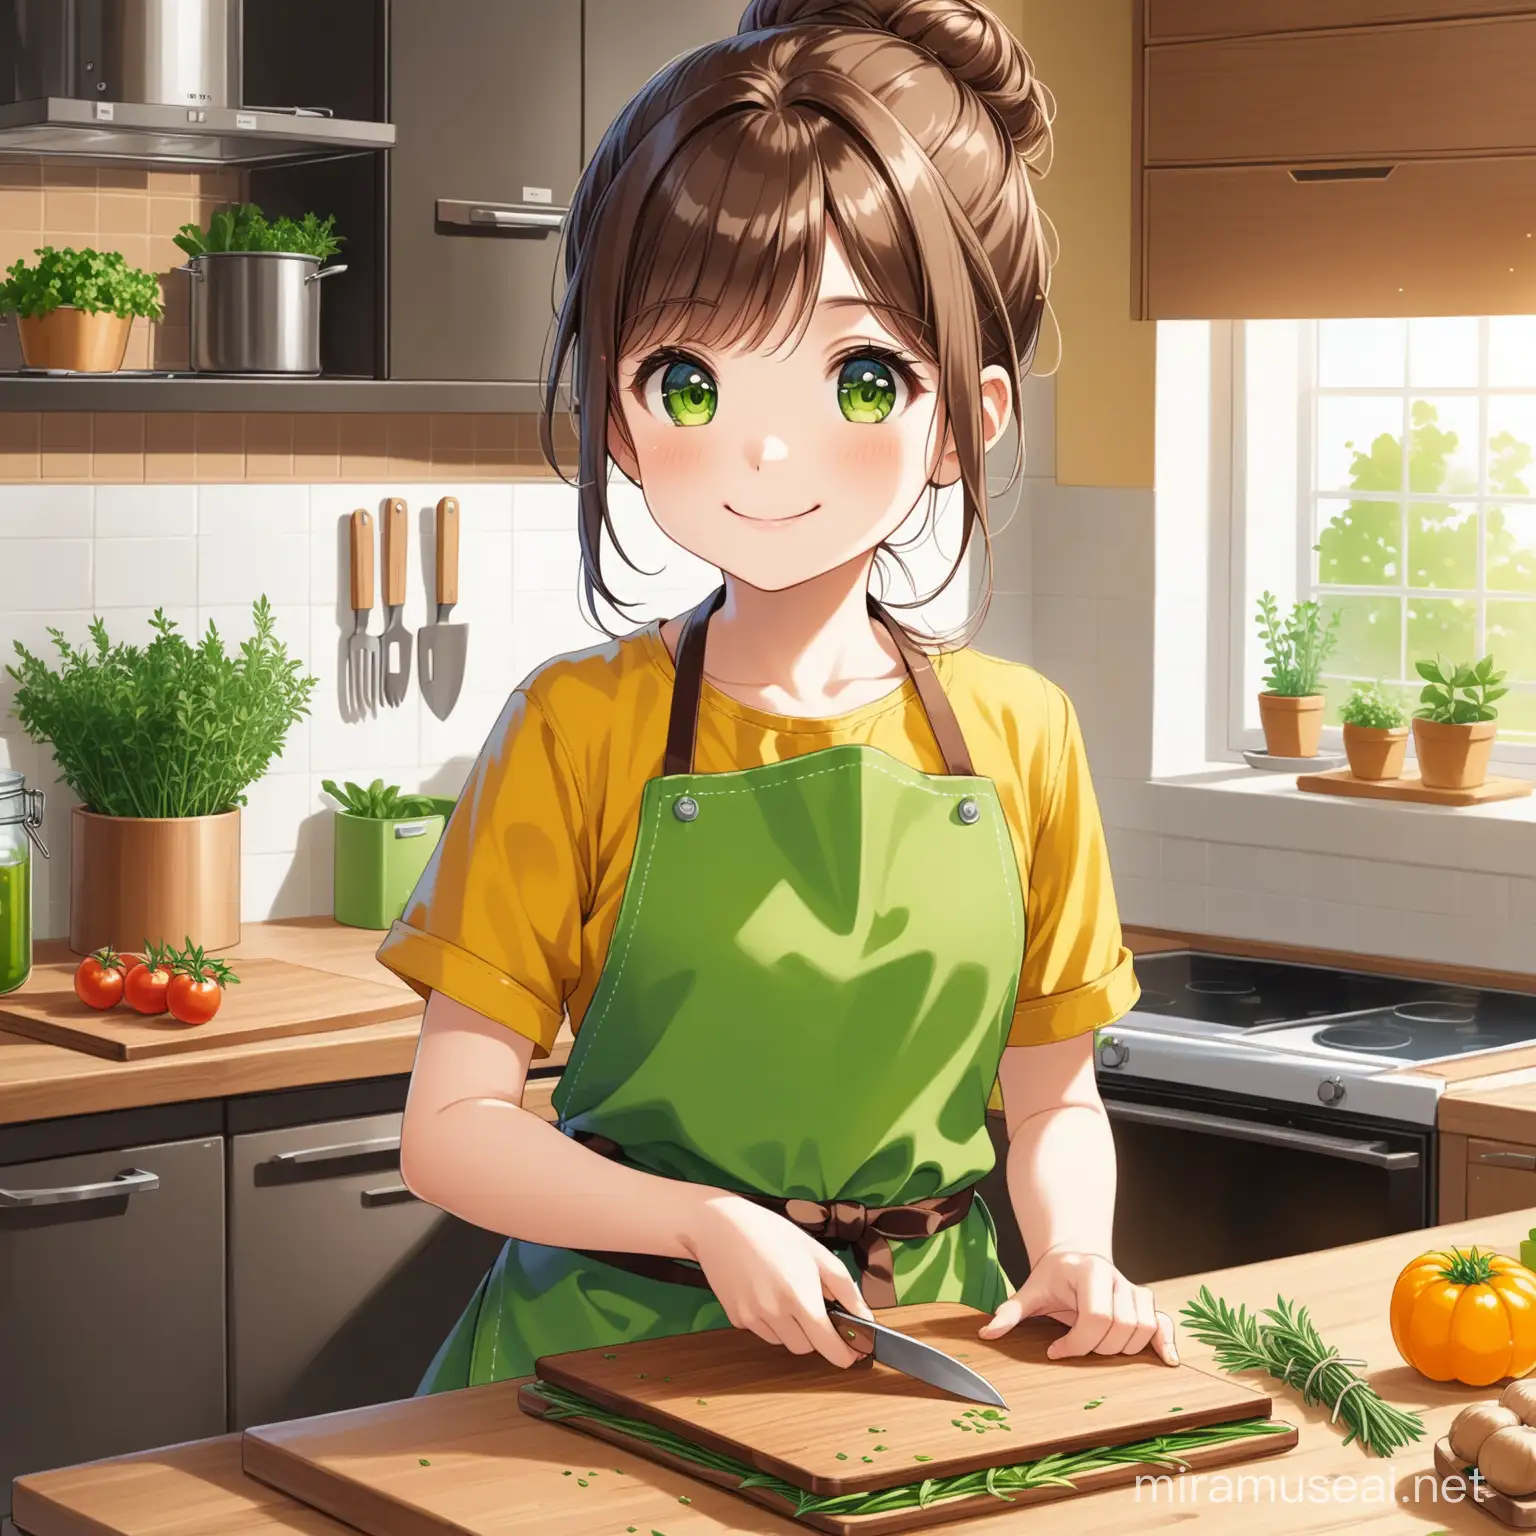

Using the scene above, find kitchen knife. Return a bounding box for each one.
[418,495,469,720]
[827,1306,1009,1408]
[380,497,412,708]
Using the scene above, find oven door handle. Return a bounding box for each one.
[1104,1101,1421,1170]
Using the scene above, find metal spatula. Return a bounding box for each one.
[418,495,469,720]
[380,497,413,708]
[345,508,380,715]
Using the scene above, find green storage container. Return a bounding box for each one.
[332,795,457,930]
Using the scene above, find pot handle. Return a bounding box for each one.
[306,264,349,283]
[176,262,205,281]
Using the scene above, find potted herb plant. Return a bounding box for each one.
[173,202,346,374]
[1255,592,1342,759]
[1,245,162,372]
[1412,653,1506,791]
[7,600,315,954]
[323,780,456,930]
[1339,683,1410,782]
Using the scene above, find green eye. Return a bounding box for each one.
[659,359,717,426]
[837,355,899,424]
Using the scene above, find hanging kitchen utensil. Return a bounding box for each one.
[417,496,469,720]
[380,498,413,708]
[346,508,380,716]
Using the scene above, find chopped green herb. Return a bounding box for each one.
[1169,1406,1182,1413]
[697,1398,708,1405]
[662,1375,671,1382]
[678,1494,691,1504]
[980,1409,1004,1420]
[914,1454,932,1462]
[835,1452,848,1460]
[950,1419,965,1427]
[862,1455,874,1463]
[1084,1399,1104,1410]
[868,1426,885,1433]
[562,1470,571,1477]
[418,1458,430,1466]
[874,1444,887,1452]
[577,1478,588,1487]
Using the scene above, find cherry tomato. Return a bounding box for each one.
[167,973,223,1025]
[123,940,175,1015]
[73,946,126,1010]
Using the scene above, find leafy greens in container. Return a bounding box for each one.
[174,202,343,261]
[0,246,162,320]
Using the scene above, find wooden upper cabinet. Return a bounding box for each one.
[1146,0,1536,43]
[1134,4,1536,318]
[1146,16,1536,167]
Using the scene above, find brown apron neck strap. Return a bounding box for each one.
[662,584,975,777]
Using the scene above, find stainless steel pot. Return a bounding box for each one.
[180,251,347,374]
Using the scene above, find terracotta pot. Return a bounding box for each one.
[16,307,132,372]
[69,807,241,956]
[1258,693,1326,758]
[1412,718,1497,792]
[1342,723,1410,782]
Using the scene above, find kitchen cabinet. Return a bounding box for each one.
[227,1108,506,1428]
[1134,5,1536,318]
[387,0,581,383]
[1459,1136,1536,1220]
[0,1135,225,1523]
[583,0,748,160]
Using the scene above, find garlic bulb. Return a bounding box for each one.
[1451,1402,1519,1463]
[1502,1378,1536,1426]
[1479,1425,1536,1497]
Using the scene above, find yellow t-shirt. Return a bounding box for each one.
[376,625,1138,1072]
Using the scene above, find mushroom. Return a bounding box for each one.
[1452,1402,1520,1463]
[1502,1378,1536,1426]
[1479,1425,1536,1497]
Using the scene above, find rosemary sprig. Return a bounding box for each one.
[528,1380,1289,1520]
[1180,1287,1423,1458]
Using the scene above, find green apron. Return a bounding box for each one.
[419,587,1027,1392]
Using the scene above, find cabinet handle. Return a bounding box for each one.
[361,1183,419,1207]
[1104,1101,1420,1169]
[1288,166,1395,183]
[0,1167,159,1208]
[435,198,566,232]
[268,1135,400,1167]
[1476,1151,1536,1169]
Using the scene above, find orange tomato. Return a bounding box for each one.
[1391,1246,1536,1386]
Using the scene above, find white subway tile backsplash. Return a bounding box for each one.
[1160,837,1208,886]
[1107,826,1161,883]
[197,484,310,536]
[197,533,309,607]
[514,481,580,531]
[1300,898,1357,954]
[0,484,93,539]
[241,849,316,922]
[1033,595,1097,665]
[1112,875,1160,927]
[96,537,196,609]
[1455,870,1510,922]
[1158,878,1208,933]
[2,541,93,611]
[514,528,579,593]
[94,485,195,538]
[240,772,315,856]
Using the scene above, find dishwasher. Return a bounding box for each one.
[227,1082,506,1428]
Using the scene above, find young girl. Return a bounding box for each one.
[380,0,1175,1392]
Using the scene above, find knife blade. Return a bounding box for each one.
[828,1306,1008,1408]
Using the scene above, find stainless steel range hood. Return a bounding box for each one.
[0,96,394,164]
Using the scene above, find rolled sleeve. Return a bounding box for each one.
[375,688,587,1059]
[1006,689,1140,1047]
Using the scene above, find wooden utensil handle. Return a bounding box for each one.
[383,498,408,607]
[349,509,374,611]
[436,497,459,607]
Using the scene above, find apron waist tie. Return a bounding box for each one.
[568,1131,974,1308]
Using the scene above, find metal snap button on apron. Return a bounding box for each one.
[673,796,699,822]
[957,796,980,824]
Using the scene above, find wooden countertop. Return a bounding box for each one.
[15,1207,1532,1535]
[0,919,573,1127]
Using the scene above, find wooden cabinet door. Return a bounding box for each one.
[1145,16,1536,168]
[1146,0,1536,44]
[1466,1137,1536,1219]
[1140,156,1536,319]
[584,0,746,163]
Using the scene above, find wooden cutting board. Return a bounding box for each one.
[242,1304,1296,1536]
[525,1304,1277,1497]
[0,956,419,1059]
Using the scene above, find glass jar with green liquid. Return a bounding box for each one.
[0,769,48,994]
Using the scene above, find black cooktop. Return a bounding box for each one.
[1131,952,1462,1027]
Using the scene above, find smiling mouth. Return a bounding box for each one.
[724,502,821,523]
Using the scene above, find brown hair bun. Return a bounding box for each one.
[738,0,1050,159]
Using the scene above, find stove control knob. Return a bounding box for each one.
[1098,1035,1130,1070]
[1317,1075,1346,1107]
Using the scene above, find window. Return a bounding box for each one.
[1231,317,1536,759]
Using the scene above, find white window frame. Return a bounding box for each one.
[1223,319,1536,769]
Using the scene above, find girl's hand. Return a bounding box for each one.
[683,1195,874,1369]
[978,1248,1178,1365]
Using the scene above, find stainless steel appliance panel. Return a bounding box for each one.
[583,0,747,160]
[0,1136,225,1522]
[228,1111,506,1428]
[89,0,238,107]
[184,250,345,373]
[387,0,580,382]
